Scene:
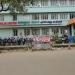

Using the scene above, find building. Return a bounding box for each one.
[0,0,75,38]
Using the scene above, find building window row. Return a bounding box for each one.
[32,13,69,20]
[1,13,75,22]
[31,0,48,6]
[42,28,49,35]
[30,0,75,7]
[51,13,58,19]
[50,0,66,6]
[32,13,48,20]
[0,15,4,21]
[0,15,17,21]
[69,0,75,5]
[32,14,39,20]
[60,13,68,19]
[41,13,48,20]
[70,13,75,19]
[24,28,59,36]
[13,27,68,37]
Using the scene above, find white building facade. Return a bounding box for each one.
[0,0,75,38]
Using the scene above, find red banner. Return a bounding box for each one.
[32,35,50,43]
[0,22,17,25]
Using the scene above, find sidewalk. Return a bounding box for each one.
[0,43,75,52]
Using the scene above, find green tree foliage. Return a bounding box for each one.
[0,0,32,12]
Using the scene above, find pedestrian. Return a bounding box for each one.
[67,35,73,50]
[49,36,53,50]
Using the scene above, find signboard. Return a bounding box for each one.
[32,35,50,43]
[32,35,50,49]
[40,20,62,24]
[0,22,17,25]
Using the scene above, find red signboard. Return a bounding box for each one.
[0,22,17,25]
[32,35,50,43]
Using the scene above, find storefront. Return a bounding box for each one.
[0,20,69,38]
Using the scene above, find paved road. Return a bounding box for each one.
[0,50,75,75]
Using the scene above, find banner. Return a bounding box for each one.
[40,20,62,24]
[32,35,50,43]
[0,22,17,25]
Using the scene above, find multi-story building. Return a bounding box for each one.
[0,0,75,38]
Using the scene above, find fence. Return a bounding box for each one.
[0,35,53,50]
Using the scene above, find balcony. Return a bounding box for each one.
[27,6,75,13]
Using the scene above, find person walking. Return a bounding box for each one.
[67,35,73,50]
[49,36,54,50]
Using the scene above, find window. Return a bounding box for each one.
[61,28,68,34]
[24,28,30,36]
[31,0,48,7]
[0,15,4,21]
[42,28,49,35]
[41,0,48,6]
[51,0,58,6]
[41,13,48,20]
[31,0,41,6]
[70,13,75,19]
[61,28,65,34]
[32,0,38,6]
[51,13,58,19]
[32,14,39,20]
[52,28,59,34]
[69,0,75,6]
[32,28,40,35]
[59,0,67,6]
[13,29,18,36]
[60,13,68,19]
[13,14,17,21]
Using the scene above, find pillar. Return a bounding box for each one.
[48,0,51,7]
[71,25,74,36]
[67,0,69,6]
[40,28,42,35]
[30,28,32,35]
[49,28,52,36]
[58,28,61,37]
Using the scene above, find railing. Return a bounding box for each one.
[26,4,75,8]
[26,5,75,13]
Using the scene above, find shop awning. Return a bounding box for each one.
[67,18,75,25]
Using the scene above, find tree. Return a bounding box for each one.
[0,0,32,13]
